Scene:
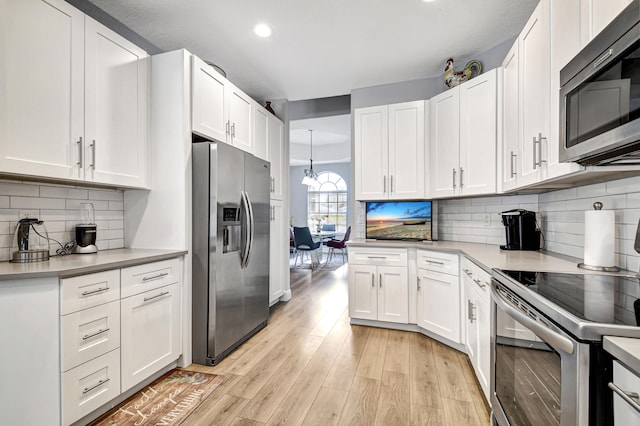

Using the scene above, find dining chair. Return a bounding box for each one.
[321,223,336,246]
[293,226,322,268]
[326,225,351,265]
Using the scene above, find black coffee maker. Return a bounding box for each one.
[500,209,541,251]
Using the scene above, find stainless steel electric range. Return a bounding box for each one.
[491,269,640,426]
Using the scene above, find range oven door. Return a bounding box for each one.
[490,281,590,426]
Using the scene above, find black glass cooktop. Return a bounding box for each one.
[500,270,640,327]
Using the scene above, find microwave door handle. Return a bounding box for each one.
[491,285,574,355]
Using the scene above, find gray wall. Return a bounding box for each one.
[289,162,351,228]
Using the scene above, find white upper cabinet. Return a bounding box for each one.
[0,0,84,180]
[268,114,284,200]
[519,0,550,188]
[502,0,583,191]
[0,0,149,188]
[388,101,425,199]
[430,69,499,198]
[191,56,254,154]
[580,0,633,44]
[192,55,228,143]
[354,101,425,201]
[354,105,388,200]
[84,17,149,188]
[228,83,253,153]
[502,42,519,192]
[253,102,269,161]
[430,90,460,198]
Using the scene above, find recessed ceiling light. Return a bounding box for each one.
[254,23,272,38]
[423,0,436,2]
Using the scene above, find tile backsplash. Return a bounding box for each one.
[355,175,640,273]
[0,180,124,262]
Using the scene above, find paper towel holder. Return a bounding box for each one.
[578,202,620,272]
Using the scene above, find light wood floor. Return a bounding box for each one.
[183,264,491,425]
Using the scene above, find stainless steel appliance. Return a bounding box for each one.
[560,0,640,165]
[491,269,640,425]
[499,209,541,251]
[11,218,50,262]
[74,203,97,254]
[192,141,270,366]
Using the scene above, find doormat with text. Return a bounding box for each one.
[91,369,226,426]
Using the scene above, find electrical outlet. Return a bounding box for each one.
[483,214,491,227]
[19,210,38,219]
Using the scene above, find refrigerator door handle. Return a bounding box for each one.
[240,191,251,268]
[244,190,255,267]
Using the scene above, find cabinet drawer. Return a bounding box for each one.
[121,258,181,298]
[348,247,407,266]
[61,270,120,315]
[461,257,491,302]
[61,300,120,372]
[416,250,459,275]
[62,348,120,426]
[613,360,640,425]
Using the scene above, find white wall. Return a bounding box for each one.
[0,179,124,261]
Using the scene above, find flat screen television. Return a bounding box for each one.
[365,201,437,241]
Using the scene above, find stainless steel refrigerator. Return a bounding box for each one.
[192,141,270,365]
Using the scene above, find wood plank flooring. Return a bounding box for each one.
[184,264,490,425]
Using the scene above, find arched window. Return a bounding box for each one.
[307,171,348,233]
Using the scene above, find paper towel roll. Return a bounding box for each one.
[584,208,615,267]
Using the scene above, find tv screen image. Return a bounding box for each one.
[365,201,435,241]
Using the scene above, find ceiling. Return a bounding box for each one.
[86,0,538,102]
[290,115,351,166]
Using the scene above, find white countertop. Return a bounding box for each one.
[604,336,640,375]
[0,248,187,281]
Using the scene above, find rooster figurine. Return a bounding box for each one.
[443,58,482,88]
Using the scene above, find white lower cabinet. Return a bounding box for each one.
[348,248,408,324]
[269,200,286,305]
[121,282,181,392]
[612,360,640,425]
[416,250,461,344]
[62,348,121,426]
[417,268,461,343]
[57,257,182,425]
[461,257,491,402]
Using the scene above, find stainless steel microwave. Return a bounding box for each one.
[560,0,640,165]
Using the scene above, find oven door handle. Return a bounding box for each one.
[492,285,575,355]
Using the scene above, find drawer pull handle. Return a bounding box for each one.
[473,278,487,288]
[83,378,110,394]
[463,269,472,276]
[367,256,387,259]
[82,328,110,341]
[144,291,170,302]
[81,287,109,296]
[142,272,169,282]
[427,260,444,265]
[609,382,640,413]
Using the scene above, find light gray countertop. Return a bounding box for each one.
[604,336,640,375]
[0,248,187,281]
[348,239,608,274]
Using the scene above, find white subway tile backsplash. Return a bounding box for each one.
[88,189,124,201]
[39,186,88,200]
[0,182,39,197]
[109,201,124,211]
[10,196,65,210]
[435,175,640,272]
[0,180,124,262]
[65,199,109,211]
